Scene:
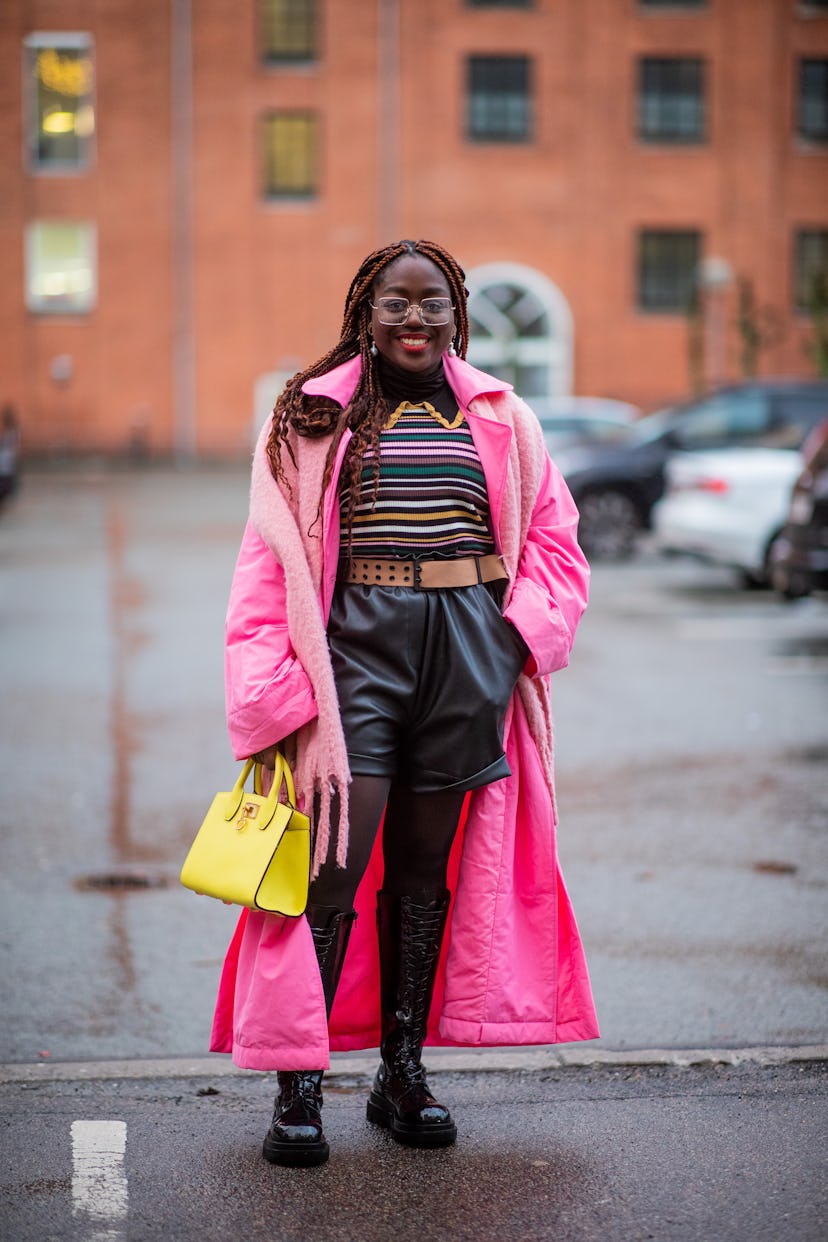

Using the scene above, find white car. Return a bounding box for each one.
[652,446,804,587]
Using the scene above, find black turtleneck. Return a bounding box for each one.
[376,355,458,422]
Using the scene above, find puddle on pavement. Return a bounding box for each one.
[73,870,171,892]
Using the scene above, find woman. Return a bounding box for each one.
[211,239,598,1166]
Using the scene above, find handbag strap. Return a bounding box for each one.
[223,751,296,825]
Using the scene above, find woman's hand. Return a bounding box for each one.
[249,744,279,769]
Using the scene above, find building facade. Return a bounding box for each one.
[1,0,827,456]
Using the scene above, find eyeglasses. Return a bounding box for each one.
[371,297,455,326]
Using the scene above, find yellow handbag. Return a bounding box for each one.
[180,752,310,916]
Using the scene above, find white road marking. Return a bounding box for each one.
[71,1120,128,1240]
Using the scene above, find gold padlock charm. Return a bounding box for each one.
[236,801,260,831]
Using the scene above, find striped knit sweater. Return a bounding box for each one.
[339,398,496,561]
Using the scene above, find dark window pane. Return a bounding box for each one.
[798,60,828,141]
[638,230,701,311]
[672,392,770,449]
[25,38,95,170]
[638,57,705,141]
[794,230,828,310]
[263,113,318,196]
[261,0,316,62]
[467,56,531,141]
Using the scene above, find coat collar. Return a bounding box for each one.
[301,353,513,410]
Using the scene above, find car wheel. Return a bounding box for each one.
[741,529,786,591]
[576,490,642,561]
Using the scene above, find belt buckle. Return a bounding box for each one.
[412,559,423,591]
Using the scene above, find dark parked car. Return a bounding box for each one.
[770,418,828,599]
[553,380,828,560]
[533,396,640,457]
[0,404,20,504]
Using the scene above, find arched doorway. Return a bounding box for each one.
[465,263,573,400]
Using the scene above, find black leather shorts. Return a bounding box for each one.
[327,579,529,793]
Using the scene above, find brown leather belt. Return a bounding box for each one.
[340,554,507,590]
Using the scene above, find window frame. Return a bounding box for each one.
[637,55,706,144]
[797,58,828,143]
[637,228,702,314]
[793,228,828,312]
[23,31,95,174]
[261,110,321,200]
[259,0,318,65]
[466,54,533,144]
[24,220,98,316]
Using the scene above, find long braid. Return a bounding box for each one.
[265,240,471,542]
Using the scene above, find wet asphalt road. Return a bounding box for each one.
[2,1060,826,1242]
[0,465,827,1240]
[0,464,825,1061]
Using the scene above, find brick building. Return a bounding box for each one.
[1,0,827,457]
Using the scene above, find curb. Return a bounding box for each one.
[2,1044,826,1085]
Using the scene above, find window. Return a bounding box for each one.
[467,56,531,142]
[797,59,828,141]
[467,262,573,398]
[638,57,705,142]
[24,33,94,171]
[637,230,700,312]
[263,113,319,197]
[794,230,828,310]
[672,392,770,450]
[25,222,96,314]
[260,0,317,62]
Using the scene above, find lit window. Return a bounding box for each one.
[638,58,705,142]
[467,56,532,142]
[261,0,317,62]
[797,59,828,142]
[637,230,701,312]
[24,33,94,171]
[794,230,828,310]
[25,222,97,314]
[263,113,319,197]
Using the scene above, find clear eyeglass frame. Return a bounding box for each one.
[370,297,455,326]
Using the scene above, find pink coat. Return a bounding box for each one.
[210,355,599,1069]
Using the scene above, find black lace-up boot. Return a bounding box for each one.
[262,906,356,1166]
[366,890,457,1147]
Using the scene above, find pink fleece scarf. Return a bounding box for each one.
[247,389,556,876]
[249,426,351,876]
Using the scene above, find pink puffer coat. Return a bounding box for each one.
[210,354,599,1069]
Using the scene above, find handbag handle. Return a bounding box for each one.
[252,754,298,806]
[222,750,297,826]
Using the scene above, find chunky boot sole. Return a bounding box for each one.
[366,1090,457,1147]
[262,1131,330,1167]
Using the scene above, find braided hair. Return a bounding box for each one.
[265,239,470,538]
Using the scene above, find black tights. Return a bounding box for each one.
[307,774,466,914]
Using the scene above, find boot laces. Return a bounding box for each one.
[397,905,446,1034]
[279,1071,322,1111]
